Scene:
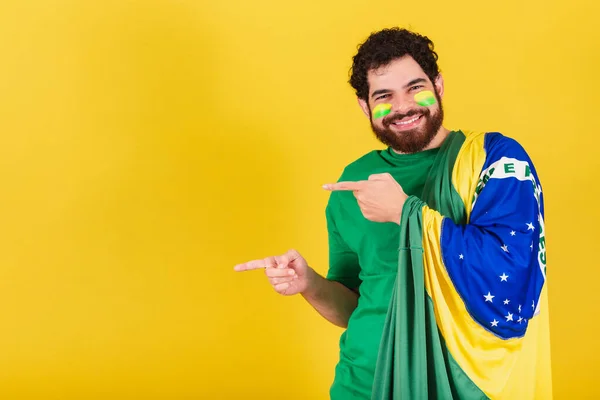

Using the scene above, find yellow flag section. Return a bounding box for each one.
[421,131,553,399]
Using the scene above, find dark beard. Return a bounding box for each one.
[369,94,444,154]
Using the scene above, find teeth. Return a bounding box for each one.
[393,115,420,125]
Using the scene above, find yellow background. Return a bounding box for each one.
[0,0,598,398]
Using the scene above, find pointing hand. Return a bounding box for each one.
[323,173,408,224]
[234,249,311,296]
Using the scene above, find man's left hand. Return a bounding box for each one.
[323,173,408,224]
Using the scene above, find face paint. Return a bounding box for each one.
[414,90,437,107]
[372,103,392,119]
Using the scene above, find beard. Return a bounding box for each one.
[369,91,444,154]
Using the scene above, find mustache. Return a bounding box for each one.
[382,108,430,127]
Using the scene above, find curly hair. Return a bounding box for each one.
[349,28,440,101]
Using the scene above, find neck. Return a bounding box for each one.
[391,125,451,155]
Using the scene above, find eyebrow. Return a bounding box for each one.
[404,78,427,88]
[370,78,428,99]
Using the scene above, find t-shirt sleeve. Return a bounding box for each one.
[325,202,362,290]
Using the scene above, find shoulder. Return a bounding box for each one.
[467,132,545,218]
[476,132,544,184]
[482,131,533,162]
[472,132,543,201]
[458,130,537,173]
[454,130,543,204]
[459,130,530,159]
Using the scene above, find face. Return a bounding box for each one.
[359,56,445,154]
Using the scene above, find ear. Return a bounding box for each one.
[357,97,371,118]
[434,74,445,98]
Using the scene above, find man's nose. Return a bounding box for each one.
[392,98,413,114]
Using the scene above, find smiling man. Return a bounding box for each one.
[234,28,552,399]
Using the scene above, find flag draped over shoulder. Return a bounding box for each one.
[371,131,552,400]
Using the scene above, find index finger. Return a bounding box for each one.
[233,257,276,272]
[322,181,364,191]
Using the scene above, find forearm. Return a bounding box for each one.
[301,267,359,328]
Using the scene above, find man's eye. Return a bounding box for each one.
[411,85,425,91]
[376,94,389,100]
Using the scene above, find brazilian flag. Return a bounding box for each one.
[372,131,552,399]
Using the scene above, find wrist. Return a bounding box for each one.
[389,200,407,225]
[301,267,320,298]
[390,210,402,225]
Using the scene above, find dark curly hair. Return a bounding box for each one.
[349,28,440,101]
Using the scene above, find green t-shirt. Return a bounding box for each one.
[326,145,442,399]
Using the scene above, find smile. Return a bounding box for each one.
[392,115,421,125]
[389,114,423,131]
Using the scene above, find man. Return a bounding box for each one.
[234,28,552,400]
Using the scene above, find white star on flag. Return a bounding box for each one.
[484,292,494,302]
[510,231,516,236]
[518,316,523,323]
[532,301,535,309]
[518,304,521,313]
[491,319,499,327]
[503,299,510,305]
[505,312,513,322]
[500,273,508,282]
[527,222,535,231]
[459,254,464,260]
[501,244,509,252]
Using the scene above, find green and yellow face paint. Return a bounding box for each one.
[372,103,392,119]
[414,90,437,107]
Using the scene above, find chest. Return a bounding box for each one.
[333,167,432,273]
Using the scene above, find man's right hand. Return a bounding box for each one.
[233,249,312,296]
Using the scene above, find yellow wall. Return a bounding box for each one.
[0,0,598,398]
